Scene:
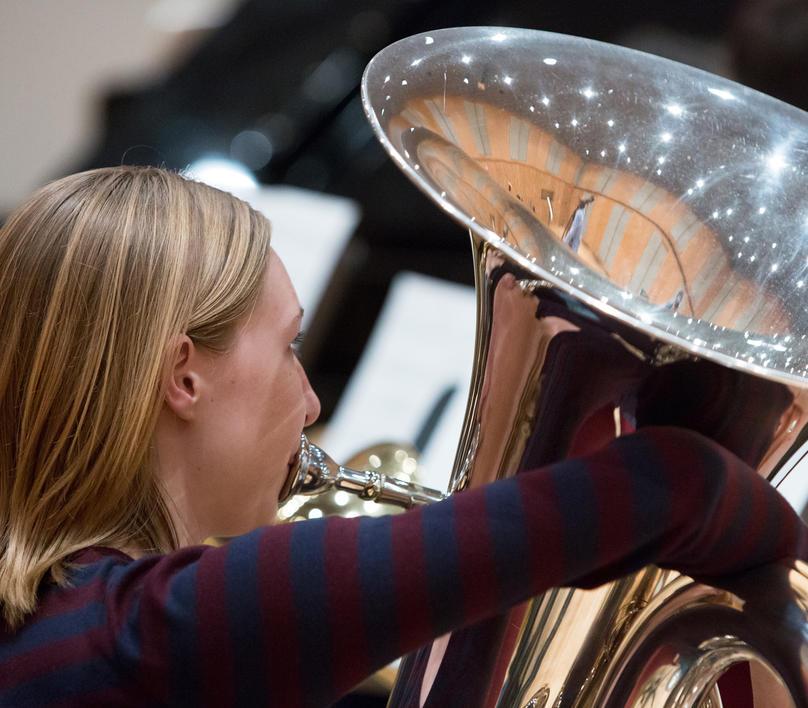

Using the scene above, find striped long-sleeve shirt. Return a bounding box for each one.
[0,427,805,707]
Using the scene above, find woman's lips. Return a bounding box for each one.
[288,432,305,469]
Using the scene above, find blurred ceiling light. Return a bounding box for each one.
[230,130,274,170]
[185,156,257,192]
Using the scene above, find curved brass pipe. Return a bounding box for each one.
[282,25,808,707]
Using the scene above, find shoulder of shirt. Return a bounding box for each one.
[66,546,134,566]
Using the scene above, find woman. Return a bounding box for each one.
[0,165,804,707]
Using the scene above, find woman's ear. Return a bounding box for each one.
[164,335,202,421]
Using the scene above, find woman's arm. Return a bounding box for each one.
[100,426,806,707]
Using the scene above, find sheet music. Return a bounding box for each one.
[241,185,359,326]
[321,272,476,492]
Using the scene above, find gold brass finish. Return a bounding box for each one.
[356,27,808,708]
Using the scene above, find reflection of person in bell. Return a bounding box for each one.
[664,288,684,312]
[561,195,594,252]
[640,287,685,314]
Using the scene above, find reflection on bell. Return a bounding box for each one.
[362,26,808,708]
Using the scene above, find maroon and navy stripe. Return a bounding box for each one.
[1,427,805,707]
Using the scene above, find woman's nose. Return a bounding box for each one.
[299,364,321,427]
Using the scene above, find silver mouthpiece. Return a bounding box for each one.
[279,434,446,509]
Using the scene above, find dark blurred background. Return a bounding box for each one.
[3,0,807,423]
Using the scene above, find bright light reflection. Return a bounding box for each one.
[571,118,579,126]
[581,87,596,99]
[618,143,626,153]
[410,58,422,67]
[758,206,767,214]
[607,119,615,127]
[696,179,705,188]
[665,103,684,117]
[541,96,550,106]
[503,75,513,85]
[492,33,507,42]
[185,157,257,192]
[425,36,434,44]
[543,57,557,65]
[334,492,350,507]
[661,132,672,142]
[765,148,789,174]
[461,54,471,64]
[708,87,735,101]
[308,508,323,519]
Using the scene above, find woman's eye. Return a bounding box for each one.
[291,331,305,358]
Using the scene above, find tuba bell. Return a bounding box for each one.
[291,26,808,706]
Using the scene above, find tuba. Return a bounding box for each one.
[288,27,808,706]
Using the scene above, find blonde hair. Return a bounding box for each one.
[0,166,271,627]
